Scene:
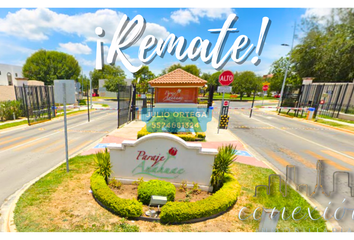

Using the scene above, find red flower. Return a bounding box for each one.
[168,147,177,156]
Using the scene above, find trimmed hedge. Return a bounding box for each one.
[159,175,241,223]
[138,180,176,205]
[137,126,205,142]
[90,171,143,218]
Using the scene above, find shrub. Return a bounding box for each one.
[137,126,199,141]
[132,177,144,186]
[192,182,201,194]
[178,180,187,192]
[90,171,143,218]
[109,178,122,189]
[78,99,86,105]
[0,100,23,121]
[159,175,241,223]
[93,148,112,183]
[138,180,176,205]
[196,132,206,139]
[210,144,237,192]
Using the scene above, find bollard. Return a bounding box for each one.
[306,107,315,120]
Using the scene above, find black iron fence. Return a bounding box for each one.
[282,82,354,118]
[117,85,132,128]
[14,85,55,125]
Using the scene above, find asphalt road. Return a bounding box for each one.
[213,100,354,230]
[0,101,117,204]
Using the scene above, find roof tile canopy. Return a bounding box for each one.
[149,68,207,87]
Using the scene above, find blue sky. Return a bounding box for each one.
[0,8,334,79]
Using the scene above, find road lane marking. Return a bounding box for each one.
[0,137,23,146]
[344,152,354,158]
[279,148,316,169]
[48,139,77,153]
[238,111,354,162]
[31,139,62,153]
[0,136,12,142]
[68,140,93,156]
[14,138,49,151]
[263,149,290,167]
[0,138,37,150]
[304,150,350,171]
[322,150,354,167]
[0,112,115,154]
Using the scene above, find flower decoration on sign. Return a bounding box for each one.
[168,147,178,156]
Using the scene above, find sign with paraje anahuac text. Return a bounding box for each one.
[108,133,217,190]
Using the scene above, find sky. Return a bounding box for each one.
[0,7,337,79]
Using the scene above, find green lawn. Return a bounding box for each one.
[0,120,28,130]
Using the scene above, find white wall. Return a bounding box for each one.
[0,64,23,86]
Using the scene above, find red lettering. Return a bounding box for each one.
[136,151,146,160]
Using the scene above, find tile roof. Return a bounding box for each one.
[148,68,207,86]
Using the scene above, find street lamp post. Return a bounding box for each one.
[278,21,296,109]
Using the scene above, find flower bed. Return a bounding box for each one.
[159,175,241,223]
[90,170,143,218]
[138,180,176,205]
[137,126,206,141]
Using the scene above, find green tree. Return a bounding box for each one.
[22,49,81,85]
[232,71,261,99]
[161,64,201,76]
[269,57,301,93]
[132,66,155,93]
[89,64,126,91]
[292,8,354,82]
[78,74,90,90]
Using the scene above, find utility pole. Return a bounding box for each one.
[278,21,296,109]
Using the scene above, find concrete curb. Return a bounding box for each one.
[226,128,339,231]
[0,136,104,232]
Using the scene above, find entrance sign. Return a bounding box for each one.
[218,71,234,86]
[155,88,198,103]
[109,133,217,190]
[217,86,232,93]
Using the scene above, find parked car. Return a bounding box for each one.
[92,92,99,97]
[274,94,281,98]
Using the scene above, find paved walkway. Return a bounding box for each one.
[81,117,269,169]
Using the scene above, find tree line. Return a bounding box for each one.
[269,8,354,88]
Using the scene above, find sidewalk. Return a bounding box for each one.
[318,117,354,126]
[81,118,269,169]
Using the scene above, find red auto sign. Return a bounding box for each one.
[262,85,269,91]
[219,71,234,86]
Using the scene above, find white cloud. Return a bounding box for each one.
[301,8,332,19]
[170,8,234,26]
[0,8,170,44]
[58,42,91,55]
[162,17,169,22]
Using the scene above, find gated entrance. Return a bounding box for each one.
[116,84,155,128]
[14,85,55,125]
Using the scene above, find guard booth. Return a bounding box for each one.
[148,68,207,109]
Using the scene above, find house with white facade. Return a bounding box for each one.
[0,63,24,86]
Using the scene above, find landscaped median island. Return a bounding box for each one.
[13,141,327,232]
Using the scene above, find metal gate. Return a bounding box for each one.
[117,85,132,128]
[294,82,354,118]
[14,85,55,125]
